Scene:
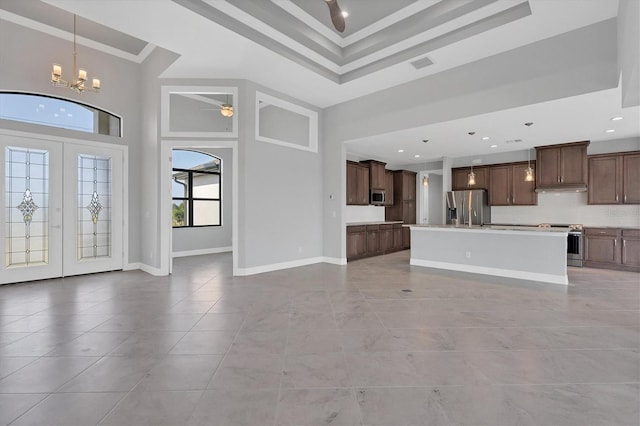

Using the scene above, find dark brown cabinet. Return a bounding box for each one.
[361,160,386,190]
[384,170,394,206]
[346,161,369,205]
[379,224,394,252]
[366,225,380,254]
[623,154,640,204]
[535,141,589,190]
[385,170,417,225]
[584,227,640,272]
[488,162,537,206]
[346,223,407,261]
[622,229,640,268]
[393,223,403,249]
[346,225,367,259]
[588,152,640,205]
[451,167,489,190]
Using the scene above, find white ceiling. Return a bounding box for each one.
[346,86,640,168]
[5,0,637,163]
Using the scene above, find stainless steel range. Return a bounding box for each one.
[538,223,583,267]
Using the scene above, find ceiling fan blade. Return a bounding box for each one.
[325,0,345,33]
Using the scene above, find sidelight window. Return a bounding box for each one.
[172,149,221,227]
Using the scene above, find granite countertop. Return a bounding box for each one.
[346,221,404,226]
[409,224,571,233]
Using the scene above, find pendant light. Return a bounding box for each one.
[524,149,534,182]
[523,122,535,182]
[422,159,429,186]
[467,164,476,186]
[50,14,100,93]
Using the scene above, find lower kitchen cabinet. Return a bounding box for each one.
[584,227,639,272]
[379,224,394,251]
[346,225,366,259]
[347,223,408,261]
[366,225,380,255]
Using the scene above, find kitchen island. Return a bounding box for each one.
[409,225,569,285]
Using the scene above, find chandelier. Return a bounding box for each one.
[51,14,100,94]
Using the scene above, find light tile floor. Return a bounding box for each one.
[0,251,638,425]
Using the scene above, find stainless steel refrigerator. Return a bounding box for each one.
[446,190,491,226]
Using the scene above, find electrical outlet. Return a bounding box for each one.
[465,251,471,259]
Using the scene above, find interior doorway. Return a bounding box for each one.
[160,140,238,276]
[418,169,443,225]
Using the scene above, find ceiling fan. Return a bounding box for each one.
[185,93,234,117]
[324,0,346,33]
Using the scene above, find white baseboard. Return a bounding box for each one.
[410,258,568,285]
[172,246,232,258]
[138,263,166,276]
[322,257,347,266]
[236,256,325,276]
[123,262,141,271]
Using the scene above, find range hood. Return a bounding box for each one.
[535,185,587,193]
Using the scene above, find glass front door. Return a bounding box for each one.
[1,135,123,284]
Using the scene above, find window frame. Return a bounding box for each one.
[172,154,222,228]
[0,91,122,137]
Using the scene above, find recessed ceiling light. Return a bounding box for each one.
[398,149,404,153]
[490,144,497,148]
[611,116,623,121]
[605,129,616,133]
[482,136,490,140]
[341,10,349,18]
[414,154,420,158]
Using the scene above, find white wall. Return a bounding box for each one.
[172,148,232,254]
[237,81,324,273]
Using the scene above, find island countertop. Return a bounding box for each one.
[408,224,570,234]
[346,220,404,226]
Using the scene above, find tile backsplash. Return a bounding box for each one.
[491,192,640,227]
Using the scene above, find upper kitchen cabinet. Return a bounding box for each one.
[588,151,640,205]
[386,170,417,223]
[451,167,489,190]
[488,162,537,206]
[361,160,386,190]
[346,161,369,205]
[623,154,640,204]
[535,141,589,191]
[384,170,394,206]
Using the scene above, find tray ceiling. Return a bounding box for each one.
[177,0,532,83]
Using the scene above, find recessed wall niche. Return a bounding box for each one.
[161,86,238,137]
[255,91,318,153]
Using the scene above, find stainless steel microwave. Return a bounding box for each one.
[370,189,385,205]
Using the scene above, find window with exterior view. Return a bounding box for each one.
[172,149,221,227]
[0,92,121,136]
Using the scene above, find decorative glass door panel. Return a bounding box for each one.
[1,138,62,284]
[63,144,122,276]
[78,155,112,260]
